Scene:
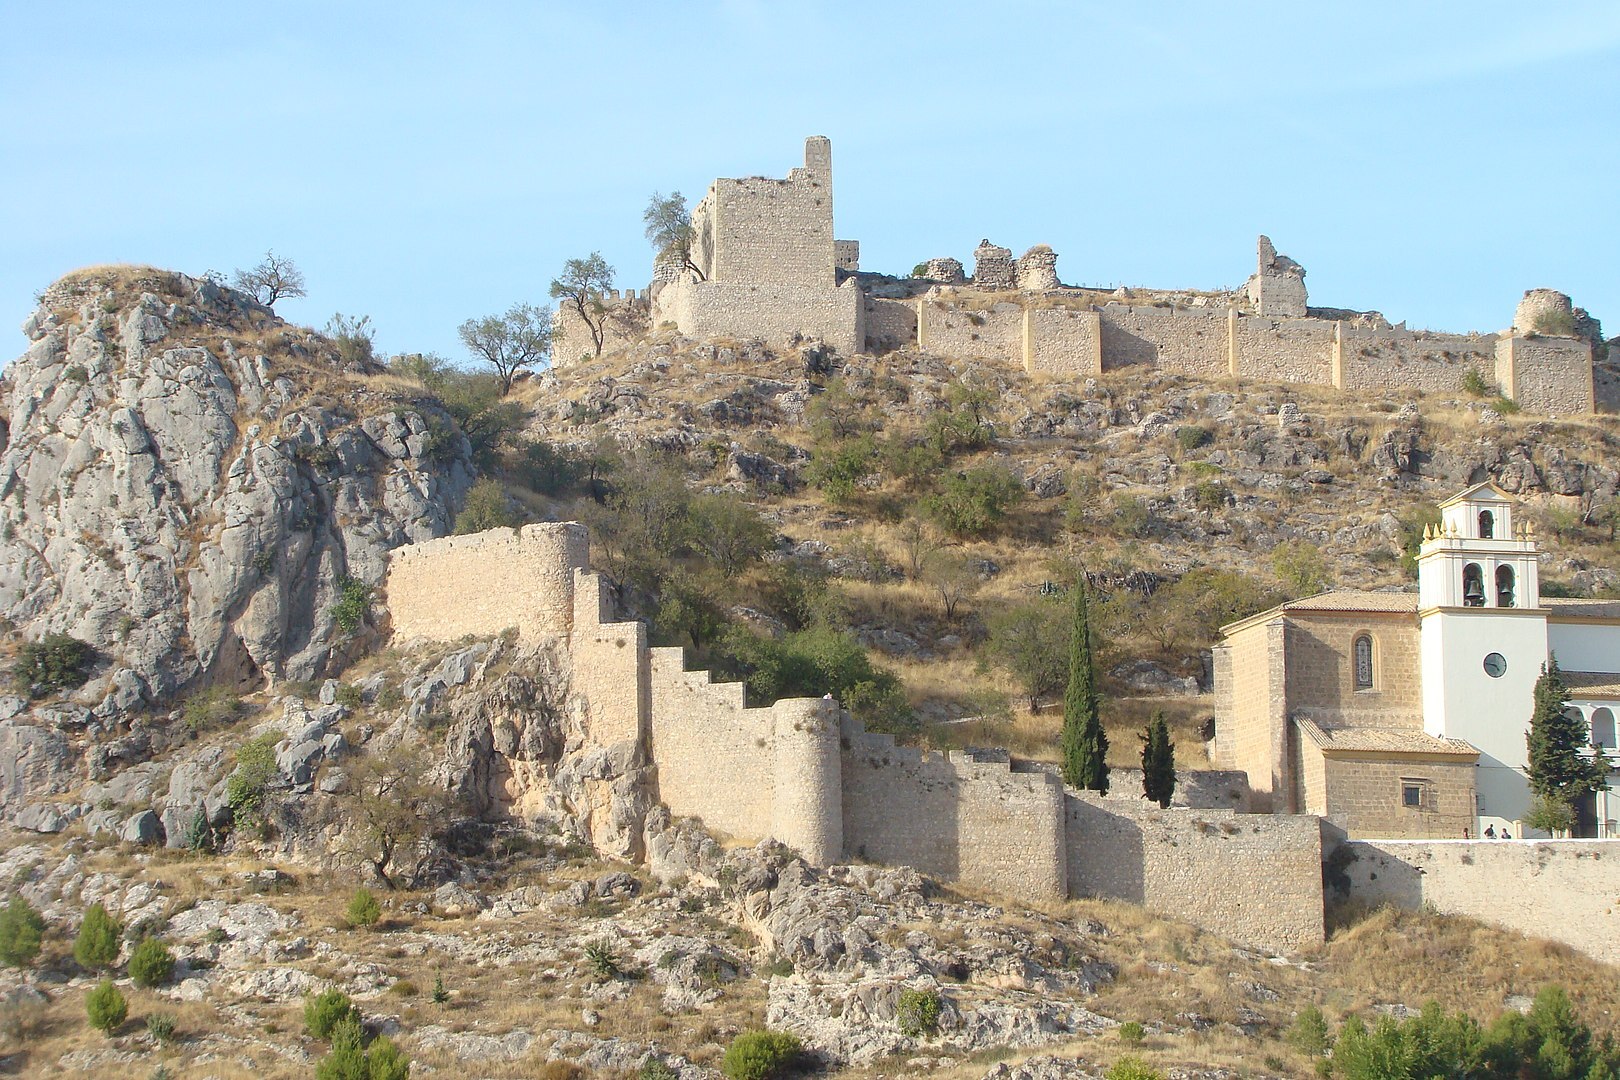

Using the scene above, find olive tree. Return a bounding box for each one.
[644,192,705,280]
[548,253,615,358]
[457,303,552,396]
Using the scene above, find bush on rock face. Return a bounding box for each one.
[85,980,127,1035]
[14,633,92,696]
[73,903,121,970]
[721,1029,801,1080]
[0,895,46,968]
[304,988,360,1040]
[129,936,175,987]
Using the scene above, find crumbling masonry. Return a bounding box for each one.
[555,137,1603,416]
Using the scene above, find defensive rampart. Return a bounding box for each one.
[1339,837,1620,964]
[1066,793,1325,952]
[386,523,1331,952]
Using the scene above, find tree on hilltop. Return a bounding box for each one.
[1141,712,1176,808]
[549,253,616,358]
[1060,578,1108,793]
[233,250,306,308]
[644,192,706,281]
[458,302,552,396]
[1526,656,1608,831]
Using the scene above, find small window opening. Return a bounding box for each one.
[1496,565,1516,608]
[1463,563,1485,607]
[1353,634,1374,691]
[1401,782,1424,809]
[1478,510,1494,539]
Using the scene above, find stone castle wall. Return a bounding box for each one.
[552,290,650,368]
[1097,304,1229,377]
[385,523,589,642]
[385,524,1330,952]
[1212,618,1287,811]
[647,647,842,865]
[1024,308,1102,378]
[653,276,863,356]
[915,299,1024,361]
[1496,334,1595,415]
[1066,794,1325,952]
[1340,838,1620,964]
[692,137,834,289]
[841,734,1067,907]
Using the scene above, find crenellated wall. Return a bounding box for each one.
[386,524,1338,952]
[647,647,843,865]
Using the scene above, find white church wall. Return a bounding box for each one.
[1548,621,1620,673]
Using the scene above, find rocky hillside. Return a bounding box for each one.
[0,267,474,709]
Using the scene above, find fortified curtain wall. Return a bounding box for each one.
[384,523,1327,953]
[913,292,1594,416]
[1339,837,1620,964]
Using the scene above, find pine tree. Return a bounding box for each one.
[1526,657,1607,814]
[1061,578,1108,792]
[1141,712,1177,809]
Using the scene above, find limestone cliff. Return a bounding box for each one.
[0,267,474,710]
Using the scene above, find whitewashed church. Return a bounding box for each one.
[1214,483,1620,838]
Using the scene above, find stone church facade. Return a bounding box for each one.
[1215,483,1620,839]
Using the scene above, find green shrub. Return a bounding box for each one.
[329,576,374,635]
[388,979,418,997]
[1461,367,1492,396]
[1493,394,1522,415]
[314,1017,411,1080]
[806,435,877,504]
[1288,1004,1331,1056]
[721,1029,802,1080]
[85,980,127,1034]
[334,683,363,709]
[1533,309,1577,336]
[226,733,280,828]
[324,313,376,369]
[1190,480,1228,512]
[585,941,620,979]
[640,1061,679,1080]
[74,903,121,970]
[304,988,360,1039]
[921,464,1024,538]
[432,973,450,1004]
[1118,1020,1146,1047]
[183,686,241,733]
[454,477,520,534]
[347,888,381,929]
[0,895,45,967]
[14,633,92,697]
[146,1010,177,1044]
[896,987,942,1036]
[1105,1057,1165,1080]
[717,625,913,735]
[129,936,175,987]
[1175,425,1212,452]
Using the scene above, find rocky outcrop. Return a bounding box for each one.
[0,267,474,705]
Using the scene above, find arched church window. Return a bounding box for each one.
[1463,564,1485,607]
[1593,708,1616,750]
[1479,510,1494,539]
[1496,565,1516,608]
[1353,635,1374,690]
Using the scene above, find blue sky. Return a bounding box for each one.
[3,2,1618,363]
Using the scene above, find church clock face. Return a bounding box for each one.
[1483,652,1507,678]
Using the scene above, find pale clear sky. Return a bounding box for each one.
[3,1,1617,363]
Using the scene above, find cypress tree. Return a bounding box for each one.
[1526,656,1607,807]
[1141,712,1177,809]
[1060,578,1108,792]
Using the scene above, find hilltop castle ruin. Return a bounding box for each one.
[554,137,1604,415]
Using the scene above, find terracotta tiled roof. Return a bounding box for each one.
[1563,671,1620,699]
[1296,718,1479,757]
[1280,590,1419,614]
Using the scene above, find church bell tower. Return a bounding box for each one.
[1417,483,1550,829]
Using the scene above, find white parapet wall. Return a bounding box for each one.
[1341,839,1620,964]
